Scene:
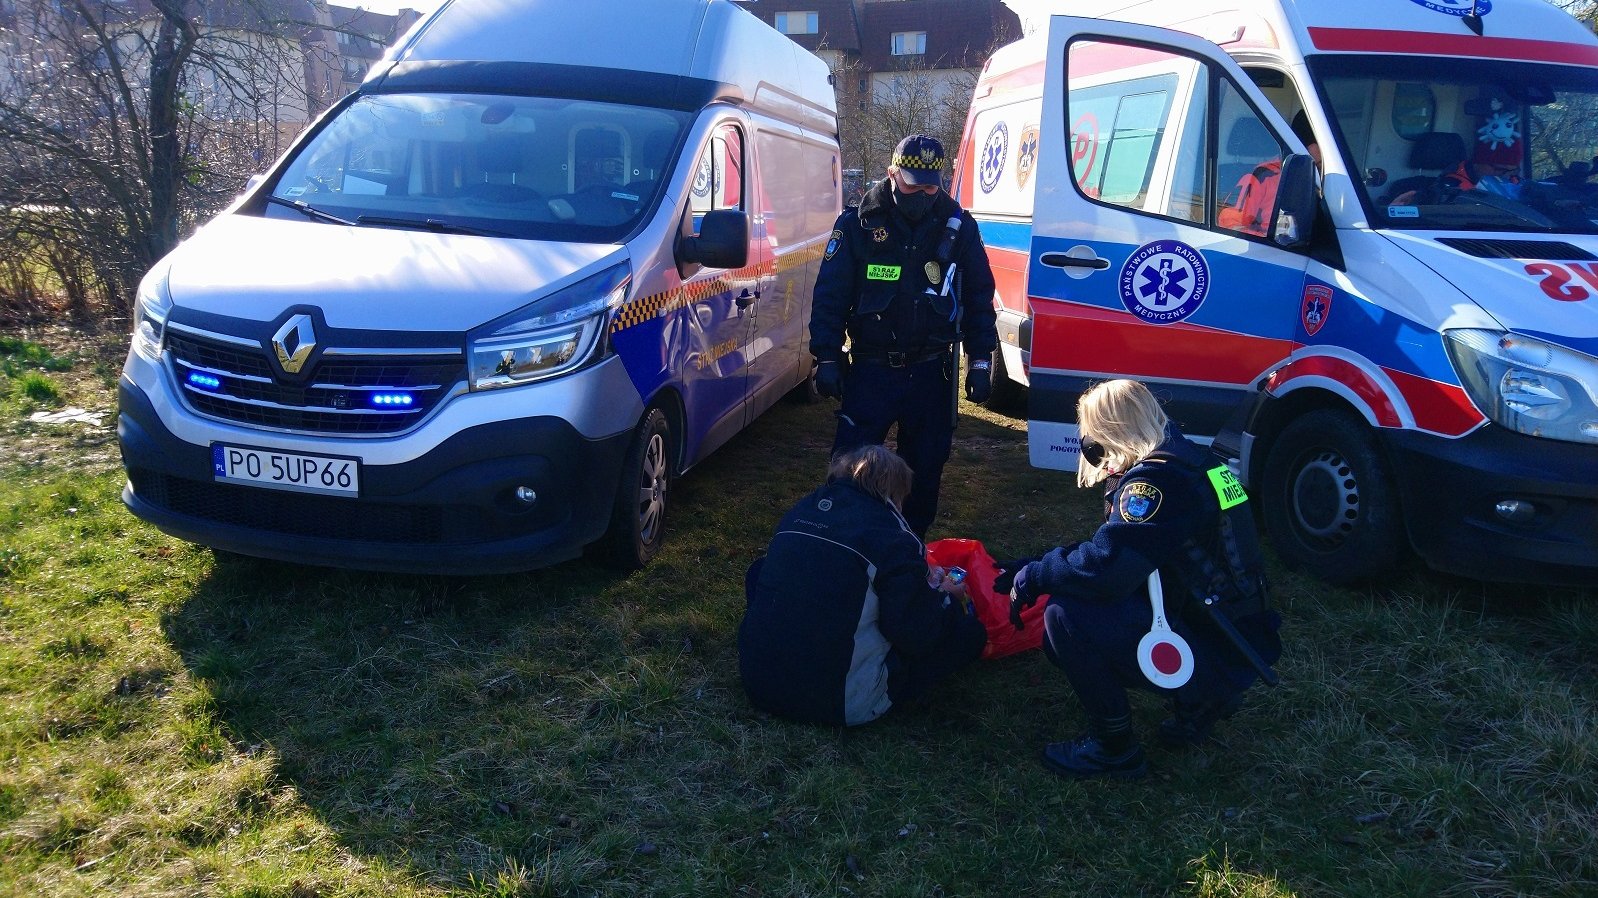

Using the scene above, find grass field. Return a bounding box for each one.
[1,331,1595,897]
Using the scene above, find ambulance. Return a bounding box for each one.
[957,0,1598,585]
[116,0,840,573]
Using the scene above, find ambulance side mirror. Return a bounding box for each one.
[678,209,749,270]
[1271,154,1317,249]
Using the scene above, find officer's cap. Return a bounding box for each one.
[892,134,945,186]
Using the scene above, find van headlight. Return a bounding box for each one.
[1444,329,1598,445]
[468,262,630,390]
[131,267,173,362]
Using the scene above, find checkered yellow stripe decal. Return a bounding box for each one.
[609,242,827,336]
[894,154,943,171]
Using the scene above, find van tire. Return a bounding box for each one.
[785,360,821,404]
[984,345,1026,414]
[1260,408,1405,584]
[601,408,673,570]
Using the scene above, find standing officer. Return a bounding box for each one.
[809,134,998,539]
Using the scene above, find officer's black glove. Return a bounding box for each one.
[991,556,1036,595]
[1008,564,1039,632]
[965,359,992,404]
[815,360,844,399]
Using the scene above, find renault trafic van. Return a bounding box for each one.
[117,0,841,573]
[957,0,1598,585]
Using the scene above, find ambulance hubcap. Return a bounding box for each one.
[1290,449,1359,546]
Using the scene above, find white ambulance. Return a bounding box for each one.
[117,0,840,573]
[956,0,1598,585]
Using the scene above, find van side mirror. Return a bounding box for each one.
[678,209,749,270]
[1271,154,1317,249]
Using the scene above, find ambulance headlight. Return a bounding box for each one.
[131,266,173,362]
[468,263,630,390]
[1445,329,1598,445]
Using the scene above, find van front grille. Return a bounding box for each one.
[165,331,464,435]
[132,469,446,543]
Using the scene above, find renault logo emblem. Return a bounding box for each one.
[272,314,316,375]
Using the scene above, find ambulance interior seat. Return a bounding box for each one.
[1218,117,1282,208]
[461,135,541,203]
[1378,131,1466,204]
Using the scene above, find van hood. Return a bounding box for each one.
[163,215,624,332]
[1383,231,1598,358]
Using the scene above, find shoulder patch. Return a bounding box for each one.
[1117,480,1163,523]
[824,229,842,260]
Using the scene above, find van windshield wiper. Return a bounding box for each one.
[356,215,513,238]
[265,195,356,226]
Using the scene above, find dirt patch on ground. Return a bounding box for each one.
[2,325,127,476]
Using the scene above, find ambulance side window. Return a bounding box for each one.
[1214,79,1288,239]
[1065,41,1197,220]
[690,122,745,235]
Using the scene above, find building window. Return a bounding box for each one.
[891,32,926,56]
[336,31,350,45]
[776,11,818,35]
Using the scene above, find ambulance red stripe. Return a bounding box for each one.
[1307,26,1598,66]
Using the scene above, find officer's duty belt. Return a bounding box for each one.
[850,348,949,368]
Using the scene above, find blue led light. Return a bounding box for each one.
[370,392,415,407]
[187,372,222,390]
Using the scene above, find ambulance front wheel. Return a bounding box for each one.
[1261,408,1405,585]
[601,408,674,570]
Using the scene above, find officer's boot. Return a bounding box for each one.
[1041,713,1147,780]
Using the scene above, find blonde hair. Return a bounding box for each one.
[1076,379,1168,488]
[828,444,913,508]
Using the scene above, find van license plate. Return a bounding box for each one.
[212,444,359,497]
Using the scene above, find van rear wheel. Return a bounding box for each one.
[601,408,673,570]
[1260,408,1405,585]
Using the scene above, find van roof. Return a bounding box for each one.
[1001,0,1598,66]
[380,0,837,132]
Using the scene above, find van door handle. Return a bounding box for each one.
[736,288,759,309]
[1040,251,1110,271]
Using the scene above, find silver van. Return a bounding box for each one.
[118,0,841,573]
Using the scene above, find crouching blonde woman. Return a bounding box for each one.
[1000,380,1282,778]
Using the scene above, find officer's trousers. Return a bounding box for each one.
[832,355,953,538]
[1040,586,1240,723]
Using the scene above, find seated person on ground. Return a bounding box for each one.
[738,444,987,727]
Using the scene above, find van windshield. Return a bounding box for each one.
[263,93,689,242]
[1312,55,1598,234]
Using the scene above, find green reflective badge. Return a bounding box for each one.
[866,264,902,281]
[1207,465,1248,510]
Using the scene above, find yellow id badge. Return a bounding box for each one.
[866,264,901,281]
[1207,465,1248,510]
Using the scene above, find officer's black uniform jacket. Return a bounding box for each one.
[738,479,963,726]
[809,179,997,363]
[1025,429,1280,695]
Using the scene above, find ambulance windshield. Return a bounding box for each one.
[1313,56,1598,234]
[264,93,688,242]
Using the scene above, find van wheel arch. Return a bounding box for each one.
[1254,395,1408,584]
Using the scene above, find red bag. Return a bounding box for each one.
[927,538,1047,659]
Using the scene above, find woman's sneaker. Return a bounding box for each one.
[1041,734,1148,780]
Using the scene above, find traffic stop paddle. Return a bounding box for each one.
[1136,570,1194,689]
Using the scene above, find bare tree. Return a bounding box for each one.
[0,0,326,325]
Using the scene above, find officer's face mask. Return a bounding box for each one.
[893,174,939,222]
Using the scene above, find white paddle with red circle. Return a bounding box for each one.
[1137,570,1194,689]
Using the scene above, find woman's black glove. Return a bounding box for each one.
[991,556,1036,595]
[1007,564,1039,631]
